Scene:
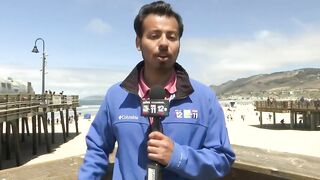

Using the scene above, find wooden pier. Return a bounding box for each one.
[0,93,79,169]
[255,100,320,130]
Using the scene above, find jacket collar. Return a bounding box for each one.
[120,61,194,99]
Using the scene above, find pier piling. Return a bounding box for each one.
[0,93,79,168]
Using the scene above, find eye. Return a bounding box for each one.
[147,32,160,40]
[167,33,178,41]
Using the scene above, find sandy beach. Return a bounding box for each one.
[1,102,320,170]
[24,117,92,166]
[227,116,320,157]
[1,115,92,169]
[223,102,320,157]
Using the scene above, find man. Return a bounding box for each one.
[79,1,235,179]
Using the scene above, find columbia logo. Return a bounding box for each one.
[118,115,139,120]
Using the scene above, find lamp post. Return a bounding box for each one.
[31,38,46,99]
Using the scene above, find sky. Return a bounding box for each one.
[1,0,320,98]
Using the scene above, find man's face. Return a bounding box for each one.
[136,14,180,72]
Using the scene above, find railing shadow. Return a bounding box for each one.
[1,131,80,169]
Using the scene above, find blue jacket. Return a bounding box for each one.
[79,62,235,179]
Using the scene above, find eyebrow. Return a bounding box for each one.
[147,29,178,34]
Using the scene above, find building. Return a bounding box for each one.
[0,77,34,94]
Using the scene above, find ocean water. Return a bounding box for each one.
[77,105,100,115]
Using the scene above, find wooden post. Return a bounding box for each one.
[37,115,42,145]
[303,113,307,128]
[0,122,3,143]
[5,121,11,160]
[306,112,311,129]
[259,111,262,127]
[60,110,66,142]
[11,120,21,166]
[310,112,315,131]
[21,117,29,142]
[42,111,51,153]
[32,115,38,155]
[16,119,19,141]
[26,117,30,136]
[318,112,320,128]
[290,112,294,129]
[66,108,69,137]
[51,112,55,144]
[0,122,2,169]
[273,112,276,125]
[21,118,25,142]
[73,108,79,134]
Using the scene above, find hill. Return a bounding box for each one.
[80,68,320,102]
[211,68,320,100]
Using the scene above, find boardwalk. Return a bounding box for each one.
[255,100,320,130]
[1,145,320,179]
[0,93,79,169]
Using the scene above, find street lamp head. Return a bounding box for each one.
[31,37,46,97]
[32,46,39,53]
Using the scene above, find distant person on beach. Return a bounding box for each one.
[241,114,245,122]
[79,1,235,179]
[268,113,272,121]
[299,119,303,127]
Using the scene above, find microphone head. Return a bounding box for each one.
[149,85,166,99]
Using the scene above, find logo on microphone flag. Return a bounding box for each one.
[183,110,192,118]
[191,110,198,119]
[175,110,183,118]
[175,109,198,119]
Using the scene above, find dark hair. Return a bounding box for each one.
[134,1,184,38]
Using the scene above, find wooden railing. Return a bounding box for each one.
[255,100,320,112]
[0,94,79,122]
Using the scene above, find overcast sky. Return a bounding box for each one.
[1,0,320,98]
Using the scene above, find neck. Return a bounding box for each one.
[143,68,174,88]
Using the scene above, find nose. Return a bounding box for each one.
[159,35,169,51]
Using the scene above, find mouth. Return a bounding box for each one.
[157,54,170,61]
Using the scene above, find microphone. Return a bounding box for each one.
[141,85,169,180]
[141,85,169,131]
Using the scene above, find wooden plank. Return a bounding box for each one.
[232,145,320,179]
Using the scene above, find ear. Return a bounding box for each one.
[136,36,141,51]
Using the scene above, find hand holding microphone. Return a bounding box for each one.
[147,131,174,166]
[142,85,172,180]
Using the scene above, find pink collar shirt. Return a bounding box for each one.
[138,69,177,100]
